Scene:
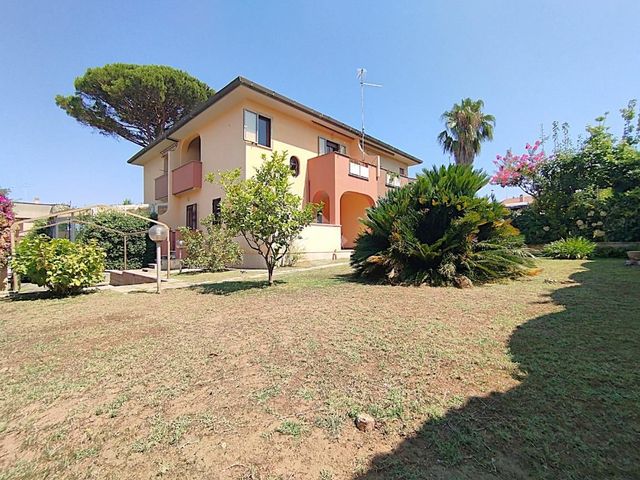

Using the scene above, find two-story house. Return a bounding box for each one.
[128,77,422,267]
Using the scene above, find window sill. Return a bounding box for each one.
[348,173,369,181]
[245,140,272,151]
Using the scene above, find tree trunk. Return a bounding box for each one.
[267,263,275,286]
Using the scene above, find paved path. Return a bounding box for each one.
[100,262,350,294]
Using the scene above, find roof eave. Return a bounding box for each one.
[127,76,422,166]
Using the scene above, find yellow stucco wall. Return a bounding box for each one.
[143,154,165,204]
[155,101,244,230]
[138,88,416,264]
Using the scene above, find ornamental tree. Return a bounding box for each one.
[56,64,214,146]
[0,194,15,269]
[209,151,319,285]
[491,140,548,197]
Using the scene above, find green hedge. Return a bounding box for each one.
[75,210,155,270]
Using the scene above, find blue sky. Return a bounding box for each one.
[2,0,638,205]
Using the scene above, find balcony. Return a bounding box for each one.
[307,152,379,243]
[377,169,413,197]
[308,152,379,205]
[172,161,202,195]
[154,173,168,200]
[385,171,401,188]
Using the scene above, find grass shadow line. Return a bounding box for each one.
[190,279,285,295]
[352,259,640,479]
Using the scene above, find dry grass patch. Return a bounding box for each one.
[0,260,637,479]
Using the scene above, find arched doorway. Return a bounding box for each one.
[339,192,374,248]
[312,191,331,224]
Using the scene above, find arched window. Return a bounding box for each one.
[289,156,300,177]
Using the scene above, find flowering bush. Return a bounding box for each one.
[491,140,548,196]
[0,194,15,268]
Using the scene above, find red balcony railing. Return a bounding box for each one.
[154,173,168,200]
[172,161,202,195]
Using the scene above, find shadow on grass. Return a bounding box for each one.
[354,260,640,479]
[331,272,380,285]
[191,279,285,295]
[2,288,99,302]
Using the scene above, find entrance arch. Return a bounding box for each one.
[312,190,331,224]
[339,192,374,248]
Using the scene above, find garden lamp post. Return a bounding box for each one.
[148,225,168,293]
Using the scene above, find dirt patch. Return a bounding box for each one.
[1,260,637,479]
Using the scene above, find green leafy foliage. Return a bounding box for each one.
[75,210,155,270]
[509,107,640,243]
[351,165,534,286]
[12,236,105,294]
[593,243,640,258]
[209,151,320,285]
[437,98,495,165]
[55,64,214,146]
[177,215,242,271]
[541,237,596,259]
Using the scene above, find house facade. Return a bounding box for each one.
[128,77,421,267]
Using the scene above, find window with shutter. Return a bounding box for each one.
[318,137,327,155]
[243,110,257,143]
[244,109,271,147]
[318,137,346,155]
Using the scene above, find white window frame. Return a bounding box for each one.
[243,109,272,148]
[349,160,369,180]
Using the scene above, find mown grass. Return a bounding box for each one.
[0,259,637,479]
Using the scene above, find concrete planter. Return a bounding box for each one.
[627,251,640,265]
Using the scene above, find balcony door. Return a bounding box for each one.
[319,137,346,155]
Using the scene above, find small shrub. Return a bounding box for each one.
[12,235,105,294]
[178,215,242,271]
[542,237,596,259]
[593,244,640,258]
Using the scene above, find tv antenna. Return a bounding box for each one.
[357,68,382,161]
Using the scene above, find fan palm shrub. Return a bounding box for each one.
[351,165,534,286]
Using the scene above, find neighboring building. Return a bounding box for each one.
[128,76,422,267]
[12,200,149,240]
[12,200,69,238]
[502,194,534,210]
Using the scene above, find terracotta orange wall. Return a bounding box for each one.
[340,192,374,248]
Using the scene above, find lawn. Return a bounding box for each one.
[0,259,638,479]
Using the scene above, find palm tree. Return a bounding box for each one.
[437,98,495,165]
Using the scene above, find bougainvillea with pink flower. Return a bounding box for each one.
[0,194,15,268]
[491,140,549,197]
